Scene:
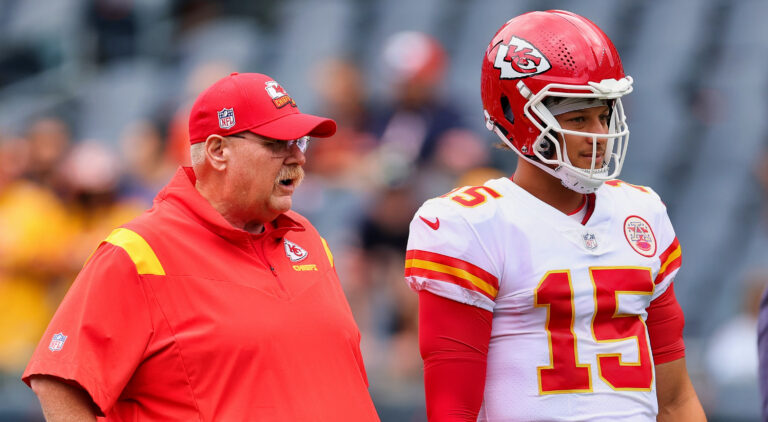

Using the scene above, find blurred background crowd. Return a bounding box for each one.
[0,0,766,421]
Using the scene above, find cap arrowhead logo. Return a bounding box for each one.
[265,80,296,108]
[284,239,308,262]
[493,36,551,79]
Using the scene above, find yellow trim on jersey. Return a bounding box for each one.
[658,245,681,274]
[405,258,499,297]
[321,237,334,267]
[104,228,165,275]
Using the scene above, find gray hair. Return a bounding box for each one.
[190,142,206,167]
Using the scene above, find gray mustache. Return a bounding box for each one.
[276,165,304,185]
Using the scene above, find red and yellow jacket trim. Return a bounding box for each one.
[103,228,165,276]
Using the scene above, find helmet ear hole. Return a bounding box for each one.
[536,136,556,159]
[500,95,514,125]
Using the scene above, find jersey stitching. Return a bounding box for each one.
[83,245,155,414]
[110,247,157,364]
[142,278,205,420]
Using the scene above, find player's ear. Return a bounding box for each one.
[204,135,228,170]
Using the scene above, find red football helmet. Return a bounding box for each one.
[481,10,633,193]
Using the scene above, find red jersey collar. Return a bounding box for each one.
[156,167,305,243]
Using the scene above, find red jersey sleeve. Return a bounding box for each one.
[22,243,154,414]
[418,290,492,421]
[646,283,686,364]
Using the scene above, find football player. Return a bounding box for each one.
[404,10,707,421]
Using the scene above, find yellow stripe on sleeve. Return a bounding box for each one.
[321,237,334,267]
[405,258,499,297]
[104,228,165,275]
[658,246,681,275]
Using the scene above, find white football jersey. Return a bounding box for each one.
[405,177,682,422]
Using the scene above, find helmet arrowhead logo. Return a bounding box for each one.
[493,36,551,79]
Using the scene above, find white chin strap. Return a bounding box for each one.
[556,164,608,194]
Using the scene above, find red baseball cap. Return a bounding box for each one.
[188,72,336,144]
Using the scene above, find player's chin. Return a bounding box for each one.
[576,157,604,169]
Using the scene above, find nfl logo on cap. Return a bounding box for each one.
[48,332,67,352]
[217,108,236,129]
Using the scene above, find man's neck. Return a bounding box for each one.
[195,177,267,234]
[513,158,586,215]
[243,221,266,234]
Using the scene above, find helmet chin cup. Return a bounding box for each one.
[555,165,607,194]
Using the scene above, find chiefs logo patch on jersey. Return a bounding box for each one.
[493,36,551,79]
[284,239,308,262]
[624,216,657,257]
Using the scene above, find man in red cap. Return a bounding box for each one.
[22,73,380,421]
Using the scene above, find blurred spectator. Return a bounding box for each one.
[171,0,220,35]
[85,0,138,64]
[356,184,422,400]
[22,116,72,198]
[705,270,765,420]
[369,31,471,182]
[167,100,193,166]
[0,135,73,374]
[360,185,418,258]
[0,135,29,190]
[293,58,377,249]
[313,58,371,130]
[414,128,490,199]
[306,57,376,182]
[118,119,176,206]
[57,141,145,267]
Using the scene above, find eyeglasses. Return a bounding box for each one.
[229,134,310,155]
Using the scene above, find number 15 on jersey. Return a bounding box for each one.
[534,266,655,394]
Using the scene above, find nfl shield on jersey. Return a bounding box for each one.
[405,177,681,421]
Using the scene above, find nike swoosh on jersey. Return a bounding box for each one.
[419,216,440,230]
